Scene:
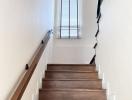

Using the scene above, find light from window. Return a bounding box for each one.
[60,0,80,38]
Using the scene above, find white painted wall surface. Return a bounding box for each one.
[51,39,95,64]
[21,36,53,100]
[81,0,97,38]
[96,0,132,100]
[0,0,54,99]
[51,0,97,64]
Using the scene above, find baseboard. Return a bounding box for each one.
[96,64,117,100]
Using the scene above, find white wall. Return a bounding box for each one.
[81,0,97,38]
[96,0,132,100]
[51,39,95,64]
[21,36,53,100]
[0,0,54,99]
[51,0,97,64]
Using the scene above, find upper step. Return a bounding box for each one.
[45,71,99,79]
[47,64,96,71]
[39,89,106,100]
[42,79,102,89]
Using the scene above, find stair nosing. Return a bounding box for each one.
[46,70,98,73]
[43,79,102,81]
[40,89,106,92]
[47,64,96,66]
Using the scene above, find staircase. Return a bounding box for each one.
[39,64,107,100]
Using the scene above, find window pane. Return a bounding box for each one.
[60,0,79,38]
[61,30,69,37]
[70,30,77,37]
[70,0,77,26]
[62,0,69,26]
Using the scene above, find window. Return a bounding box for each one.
[60,0,80,39]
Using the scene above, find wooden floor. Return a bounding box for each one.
[39,64,107,100]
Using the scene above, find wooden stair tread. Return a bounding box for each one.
[47,64,96,71]
[42,79,102,89]
[40,89,106,92]
[45,72,99,79]
[48,64,96,66]
[46,70,97,73]
[43,79,102,81]
[39,89,106,100]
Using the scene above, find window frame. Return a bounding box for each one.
[59,0,80,39]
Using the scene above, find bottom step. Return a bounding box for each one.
[39,89,106,100]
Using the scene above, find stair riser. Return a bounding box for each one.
[45,72,99,79]
[39,91,106,100]
[42,80,102,89]
[47,66,96,71]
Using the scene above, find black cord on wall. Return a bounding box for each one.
[90,0,103,64]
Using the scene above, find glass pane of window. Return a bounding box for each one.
[61,30,69,37]
[61,0,69,27]
[60,0,79,38]
[70,29,77,37]
[70,0,77,27]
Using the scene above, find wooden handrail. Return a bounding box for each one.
[11,30,52,100]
